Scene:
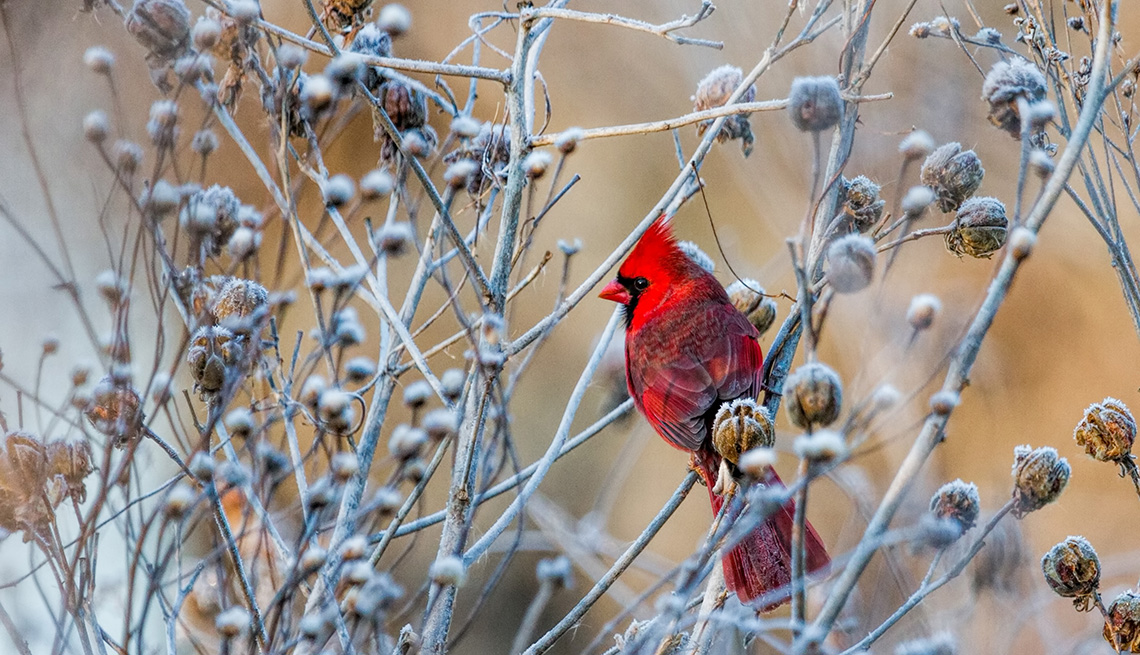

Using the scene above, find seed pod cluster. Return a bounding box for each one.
[0,432,94,541]
[783,362,843,428]
[1041,535,1101,611]
[711,398,774,465]
[692,65,756,156]
[920,143,985,213]
[1010,445,1070,517]
[946,197,1008,258]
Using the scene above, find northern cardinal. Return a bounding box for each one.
[599,218,830,607]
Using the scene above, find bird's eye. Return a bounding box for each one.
[633,277,649,291]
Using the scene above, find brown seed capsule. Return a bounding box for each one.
[920,143,985,213]
[212,277,268,328]
[693,65,756,156]
[45,440,95,505]
[378,79,427,131]
[711,398,774,465]
[929,479,980,533]
[826,234,876,293]
[839,175,885,233]
[783,362,843,428]
[0,431,51,539]
[1074,397,1136,464]
[946,197,1008,258]
[1105,590,1140,652]
[788,76,843,132]
[982,58,1047,139]
[85,377,146,448]
[725,279,763,315]
[1042,536,1100,610]
[1011,445,1070,517]
[181,185,241,258]
[125,0,191,61]
[187,325,242,398]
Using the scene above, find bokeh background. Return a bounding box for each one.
[1,0,1139,653]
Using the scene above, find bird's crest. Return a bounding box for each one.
[620,216,685,275]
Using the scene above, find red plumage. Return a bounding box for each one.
[599,218,829,608]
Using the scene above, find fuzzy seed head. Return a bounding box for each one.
[982,58,1048,139]
[83,111,110,144]
[372,486,402,514]
[429,555,466,587]
[402,380,432,409]
[189,451,216,481]
[738,447,778,478]
[323,174,355,207]
[1028,149,1054,178]
[907,293,942,331]
[712,398,774,464]
[826,234,876,293]
[388,424,426,460]
[784,362,843,428]
[694,65,756,154]
[788,76,843,132]
[793,430,847,463]
[340,535,368,561]
[444,159,479,190]
[921,143,985,212]
[839,175,885,233]
[555,127,584,154]
[84,47,115,75]
[191,129,219,156]
[422,408,459,441]
[1009,226,1036,261]
[930,479,980,533]
[277,44,307,69]
[725,280,763,316]
[114,140,144,175]
[929,390,959,416]
[523,150,553,178]
[163,483,196,519]
[1042,536,1101,609]
[1074,397,1136,463]
[360,169,395,199]
[142,180,180,217]
[300,546,327,571]
[901,185,936,215]
[440,369,466,402]
[191,17,221,51]
[899,130,935,161]
[947,196,1007,258]
[872,384,901,411]
[215,606,251,639]
[331,452,360,482]
[1011,445,1070,517]
[374,221,414,256]
[345,357,377,383]
[301,74,334,113]
[378,3,412,36]
[224,408,255,439]
[1104,591,1140,652]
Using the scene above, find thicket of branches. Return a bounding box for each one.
[0,0,1138,653]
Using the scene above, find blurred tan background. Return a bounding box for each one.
[2,0,1140,653]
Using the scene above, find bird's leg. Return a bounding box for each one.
[712,458,736,497]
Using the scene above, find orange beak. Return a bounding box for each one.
[599,279,631,304]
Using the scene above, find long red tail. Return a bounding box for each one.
[695,449,830,610]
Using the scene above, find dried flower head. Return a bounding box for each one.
[0,431,51,539]
[323,173,356,207]
[1104,591,1140,652]
[361,169,395,199]
[1074,397,1136,466]
[793,430,847,463]
[187,325,242,399]
[929,479,980,533]
[920,143,984,212]
[788,76,843,132]
[899,130,935,161]
[838,175,885,233]
[86,377,145,448]
[1041,536,1101,610]
[84,46,115,75]
[711,398,774,464]
[901,185,936,215]
[826,234,876,293]
[125,0,191,62]
[83,110,110,144]
[423,408,459,441]
[982,58,1048,139]
[429,555,466,587]
[378,79,426,131]
[724,279,776,335]
[445,123,511,194]
[1011,445,1070,517]
[45,440,94,505]
[693,65,756,155]
[378,3,412,36]
[212,277,268,328]
[784,362,843,428]
[181,185,241,258]
[946,196,1008,258]
[440,368,466,403]
[907,293,942,331]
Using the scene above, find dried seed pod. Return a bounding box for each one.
[1104,590,1140,652]
[899,130,935,161]
[0,431,51,539]
[84,110,110,144]
[787,76,843,132]
[187,325,242,398]
[444,123,511,194]
[388,424,426,460]
[693,65,756,155]
[374,221,414,256]
[838,175,885,233]
[1073,397,1136,464]
[783,362,843,428]
[725,279,763,315]
[929,390,959,416]
[378,3,412,36]
[323,174,355,207]
[212,277,268,327]
[440,369,466,403]
[907,293,942,331]
[402,380,431,409]
[793,430,846,463]
[737,447,777,478]
[826,234,876,293]
[711,398,774,465]
[361,169,395,199]
[378,79,426,131]
[1009,226,1036,261]
[86,377,146,448]
[982,58,1047,139]
[920,143,985,212]
[125,0,191,61]
[180,185,241,257]
[1042,536,1100,610]
[215,606,251,640]
[946,197,1008,258]
[422,408,459,441]
[84,47,115,75]
[345,357,377,383]
[429,555,466,587]
[1010,445,1070,517]
[45,440,95,505]
[929,479,980,533]
[901,186,936,215]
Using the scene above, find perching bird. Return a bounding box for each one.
[599,217,829,607]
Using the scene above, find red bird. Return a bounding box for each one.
[599,218,829,607]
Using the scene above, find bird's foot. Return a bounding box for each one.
[712,459,737,497]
